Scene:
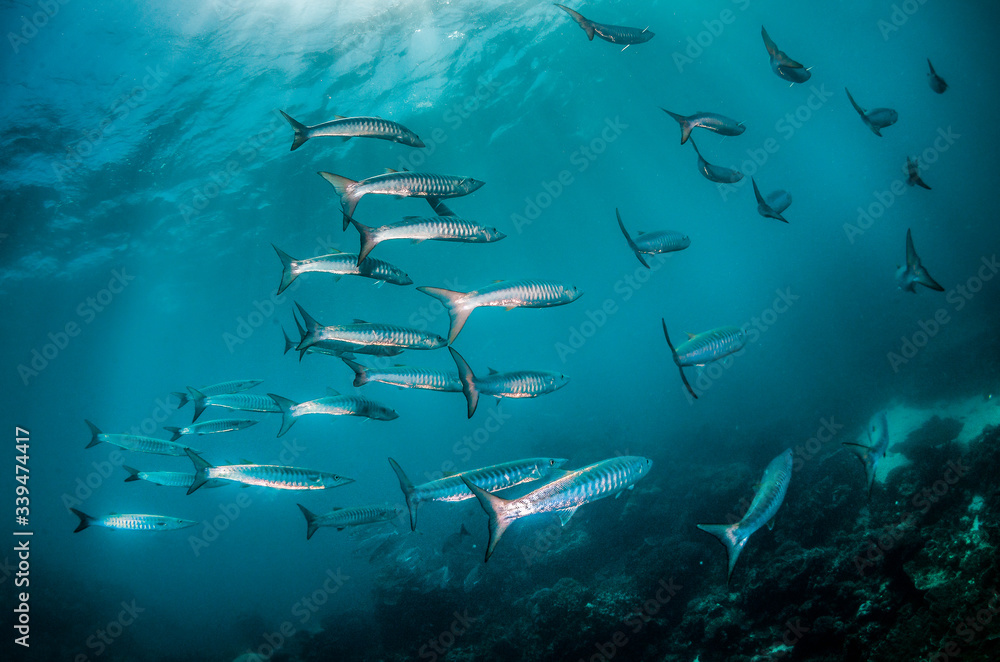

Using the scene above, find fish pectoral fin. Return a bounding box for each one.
[326,387,341,397]
[556,506,581,526]
[353,318,370,324]
[410,238,427,244]
[766,517,776,531]
[620,44,629,52]
[504,306,517,311]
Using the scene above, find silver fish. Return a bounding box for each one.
[896,228,944,293]
[689,137,743,184]
[186,388,282,423]
[927,59,947,94]
[123,465,228,489]
[845,88,898,137]
[843,410,890,498]
[449,347,569,418]
[184,449,354,494]
[751,178,791,223]
[342,358,462,392]
[696,449,793,582]
[284,311,402,362]
[297,503,402,540]
[616,208,690,268]
[463,455,653,561]
[348,216,506,264]
[163,418,258,441]
[761,26,811,84]
[661,108,745,145]
[273,245,412,294]
[71,508,197,533]
[318,170,485,230]
[268,389,398,438]
[387,456,569,531]
[905,157,931,190]
[554,4,654,51]
[172,379,262,408]
[85,420,194,456]
[661,320,747,400]
[295,304,446,354]
[280,111,424,150]
[417,279,583,344]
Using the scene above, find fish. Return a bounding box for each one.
[661,109,745,145]
[123,465,228,489]
[85,420,194,456]
[696,449,793,582]
[297,503,402,540]
[272,245,412,294]
[689,137,743,184]
[163,418,258,441]
[284,310,379,362]
[905,157,931,190]
[761,26,811,84]
[172,379,263,409]
[442,523,473,554]
[341,358,463,392]
[896,229,944,293]
[751,178,791,223]
[845,88,898,137]
[348,216,506,264]
[416,279,583,344]
[318,170,485,230]
[462,455,653,562]
[449,347,569,418]
[387,456,569,531]
[927,59,948,94]
[71,508,198,533]
[843,410,890,498]
[295,304,446,354]
[186,388,282,423]
[554,4,654,51]
[269,388,399,437]
[616,208,690,268]
[279,110,425,150]
[184,449,355,494]
[661,320,747,400]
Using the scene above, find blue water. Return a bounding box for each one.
[3,1,1000,660]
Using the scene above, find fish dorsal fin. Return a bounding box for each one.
[442,470,458,477]
[460,524,471,536]
[384,168,398,174]
[334,114,346,119]
[686,332,697,340]
[326,387,341,397]
[492,279,504,283]
[504,306,517,311]
[402,215,420,220]
[332,506,344,511]
[488,367,499,375]
[556,505,581,525]
[353,318,369,324]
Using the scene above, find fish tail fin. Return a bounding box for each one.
[388,457,419,531]
[281,326,296,355]
[294,303,322,350]
[342,357,369,387]
[71,508,95,533]
[661,319,697,400]
[272,245,297,294]
[616,208,649,268]
[172,392,189,408]
[123,465,140,482]
[761,25,777,56]
[268,393,299,437]
[844,88,864,116]
[660,108,691,144]
[696,523,747,583]
[555,4,594,40]
[915,267,945,292]
[927,58,935,74]
[317,172,360,230]
[84,419,103,448]
[916,176,931,191]
[280,110,310,151]
[416,286,471,344]
[449,347,480,418]
[163,426,182,442]
[751,177,765,206]
[349,217,379,264]
[185,448,213,495]
[297,504,320,540]
[460,476,514,562]
[187,387,207,422]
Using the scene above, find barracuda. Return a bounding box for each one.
[843,410,890,498]
[554,4,654,51]
[71,509,197,533]
[463,455,653,561]
[689,137,743,183]
[761,26,811,84]
[85,420,194,456]
[661,320,747,400]
[295,303,447,353]
[896,229,944,293]
[297,503,403,540]
[318,170,485,230]
[284,312,404,362]
[273,245,412,294]
[186,389,282,423]
[172,379,263,409]
[184,449,354,494]
[268,389,398,438]
[342,358,462,392]
[280,111,425,150]
[387,457,569,531]
[696,449,793,582]
[661,108,745,145]
[616,208,690,268]
[449,347,569,418]
[417,278,583,344]
[163,418,258,441]
[123,465,228,489]
[348,216,506,264]
[752,178,792,223]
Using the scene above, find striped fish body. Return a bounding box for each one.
[94,433,192,456]
[173,379,262,408]
[124,468,227,489]
[347,361,462,392]
[305,323,446,352]
[208,465,352,490]
[556,5,654,45]
[373,217,505,244]
[673,326,747,366]
[72,510,197,533]
[690,138,743,183]
[632,230,690,254]
[190,391,282,423]
[299,503,402,539]
[308,339,405,358]
[274,247,412,294]
[290,395,399,421]
[476,370,569,399]
[281,111,424,149]
[662,109,744,144]
[166,418,257,440]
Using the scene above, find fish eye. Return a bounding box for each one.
[549,459,555,466]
